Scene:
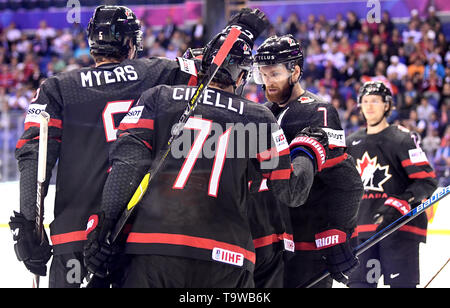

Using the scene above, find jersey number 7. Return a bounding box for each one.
[172,117,232,197]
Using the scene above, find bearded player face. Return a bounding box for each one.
[257,64,293,105]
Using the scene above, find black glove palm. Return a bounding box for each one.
[9,211,52,276]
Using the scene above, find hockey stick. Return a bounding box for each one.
[424,257,450,288]
[299,185,450,288]
[32,111,50,288]
[83,27,242,287]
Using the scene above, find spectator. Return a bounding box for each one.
[408,58,425,80]
[417,97,436,122]
[73,40,90,59]
[190,17,206,48]
[5,22,21,43]
[433,132,450,186]
[424,56,446,80]
[162,16,177,41]
[7,87,28,111]
[423,128,442,160]
[36,20,56,41]
[404,109,426,137]
[387,55,408,82]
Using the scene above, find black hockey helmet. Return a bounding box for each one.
[357,81,393,108]
[87,5,143,59]
[253,34,304,84]
[358,81,394,121]
[201,30,253,88]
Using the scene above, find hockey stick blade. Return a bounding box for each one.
[298,185,450,288]
[32,111,50,289]
[83,27,242,287]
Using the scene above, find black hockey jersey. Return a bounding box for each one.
[102,85,293,272]
[15,57,199,254]
[264,90,363,250]
[346,125,438,242]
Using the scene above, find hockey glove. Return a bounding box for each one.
[9,211,52,276]
[289,127,329,173]
[374,196,411,233]
[226,8,269,45]
[315,229,359,284]
[83,212,118,279]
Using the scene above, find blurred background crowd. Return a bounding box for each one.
[0,1,448,186]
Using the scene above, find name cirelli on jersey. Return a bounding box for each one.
[172,87,245,115]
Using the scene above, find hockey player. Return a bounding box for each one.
[253,35,364,288]
[10,5,268,288]
[82,24,330,287]
[346,81,437,288]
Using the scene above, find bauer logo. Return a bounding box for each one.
[272,129,289,153]
[121,106,144,124]
[212,248,244,267]
[25,104,47,123]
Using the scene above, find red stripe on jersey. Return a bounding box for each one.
[51,231,87,245]
[351,224,427,237]
[351,224,378,238]
[253,232,293,248]
[262,168,292,180]
[118,119,154,131]
[294,241,317,251]
[24,118,62,130]
[409,171,436,179]
[126,232,256,264]
[49,118,62,129]
[256,147,290,162]
[322,153,348,169]
[399,225,427,236]
[141,140,152,150]
[187,75,198,86]
[16,136,39,149]
[401,159,430,168]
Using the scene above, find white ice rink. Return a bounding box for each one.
[0,182,448,288]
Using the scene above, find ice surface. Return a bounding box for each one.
[0,182,448,288]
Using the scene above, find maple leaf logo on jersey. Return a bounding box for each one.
[356,152,392,192]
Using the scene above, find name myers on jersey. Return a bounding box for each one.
[80,65,138,87]
[172,87,244,115]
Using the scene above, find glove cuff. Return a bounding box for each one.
[314,229,347,250]
[290,136,327,172]
[384,197,411,215]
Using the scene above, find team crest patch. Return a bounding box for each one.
[356,152,392,192]
[298,96,315,103]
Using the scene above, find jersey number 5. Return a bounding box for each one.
[102,100,134,142]
[172,117,232,197]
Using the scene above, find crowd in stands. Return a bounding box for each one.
[0,7,448,185]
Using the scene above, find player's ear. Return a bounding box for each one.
[292,65,301,83]
[236,71,245,88]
